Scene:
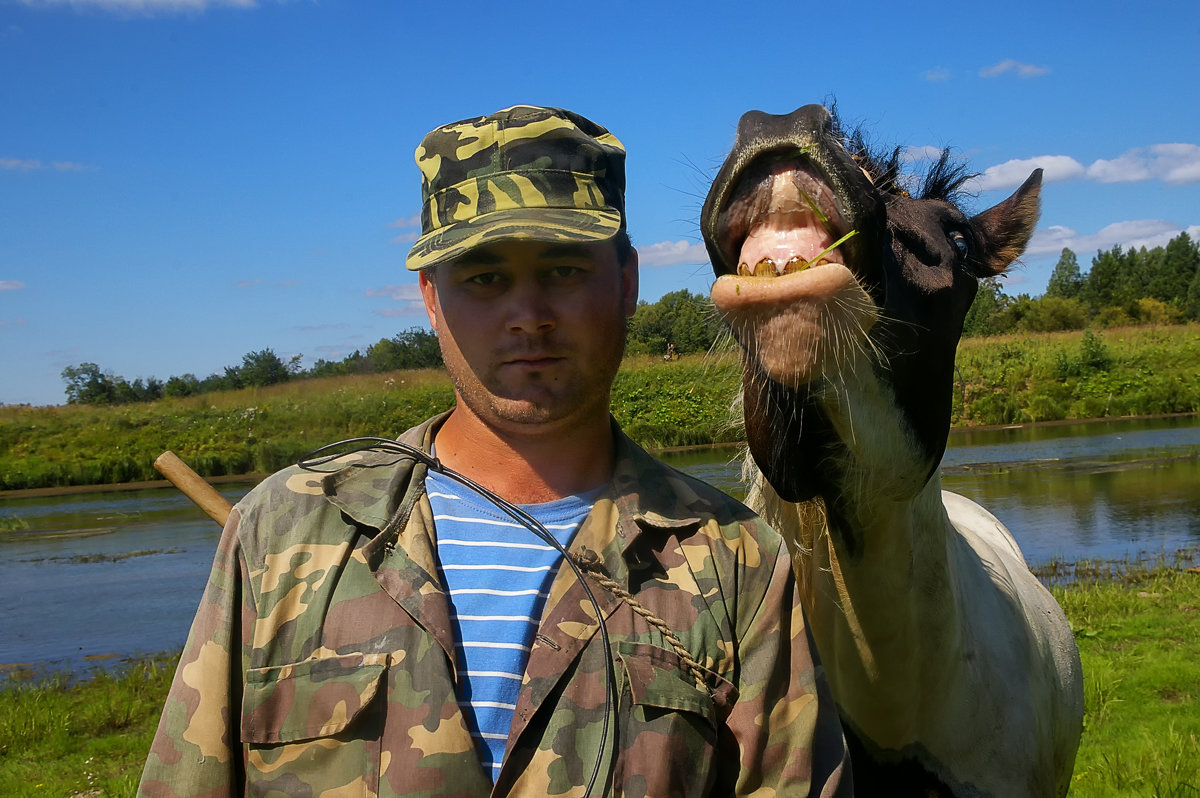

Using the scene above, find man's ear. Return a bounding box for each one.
[418,269,439,332]
[621,248,639,318]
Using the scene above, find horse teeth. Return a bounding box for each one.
[737,262,752,276]
[784,256,807,274]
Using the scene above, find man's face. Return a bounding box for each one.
[419,239,638,437]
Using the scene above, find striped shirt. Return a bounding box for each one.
[425,469,597,782]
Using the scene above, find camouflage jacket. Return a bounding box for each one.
[138,414,850,797]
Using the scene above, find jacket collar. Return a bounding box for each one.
[317,411,706,553]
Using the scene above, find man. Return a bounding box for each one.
[138,105,850,797]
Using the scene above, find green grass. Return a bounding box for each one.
[0,654,177,798]
[1052,564,1200,796]
[3,565,1198,795]
[953,324,1200,426]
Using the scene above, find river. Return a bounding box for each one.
[2,415,1198,680]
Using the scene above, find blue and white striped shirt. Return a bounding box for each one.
[425,470,597,782]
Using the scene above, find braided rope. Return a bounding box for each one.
[571,553,710,692]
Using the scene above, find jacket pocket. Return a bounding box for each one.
[241,652,387,798]
[614,641,730,797]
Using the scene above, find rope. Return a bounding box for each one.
[571,552,710,692]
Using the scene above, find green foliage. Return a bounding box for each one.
[609,357,741,447]
[366,328,443,372]
[60,328,443,405]
[626,289,723,357]
[954,325,1200,426]
[1189,267,1200,321]
[61,363,164,405]
[234,348,292,388]
[1055,331,1113,379]
[1046,247,1083,300]
[1015,295,1088,333]
[963,233,1199,337]
[962,277,1015,337]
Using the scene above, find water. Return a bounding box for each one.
[2,416,1198,677]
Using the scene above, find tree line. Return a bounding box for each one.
[964,231,1200,336]
[60,291,726,405]
[61,328,444,405]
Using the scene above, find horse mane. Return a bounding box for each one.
[827,102,978,204]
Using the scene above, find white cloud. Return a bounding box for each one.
[389,214,421,244]
[980,59,1051,79]
[374,307,423,318]
[923,68,952,82]
[637,240,710,268]
[978,142,1200,191]
[235,279,300,289]
[973,155,1085,191]
[366,284,421,301]
[1087,143,1200,185]
[1026,220,1198,257]
[367,284,424,316]
[1,157,89,171]
[901,145,945,163]
[1,158,43,171]
[0,318,28,330]
[19,0,257,13]
[0,280,25,291]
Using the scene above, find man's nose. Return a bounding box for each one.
[506,283,556,335]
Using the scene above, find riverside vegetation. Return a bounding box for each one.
[1,562,1196,797]
[2,324,1200,492]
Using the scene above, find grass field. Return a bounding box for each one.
[1,563,1196,796]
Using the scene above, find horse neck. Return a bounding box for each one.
[748,372,968,735]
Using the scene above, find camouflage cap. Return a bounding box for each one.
[405,105,627,270]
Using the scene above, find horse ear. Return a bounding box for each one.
[971,168,1042,276]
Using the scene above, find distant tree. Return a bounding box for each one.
[1082,246,1125,312]
[366,328,443,373]
[1132,297,1184,326]
[1153,232,1200,308]
[238,348,290,388]
[164,374,201,398]
[962,277,1015,337]
[61,362,117,404]
[1015,296,1087,332]
[1045,248,1083,300]
[627,290,721,355]
[1189,265,1200,321]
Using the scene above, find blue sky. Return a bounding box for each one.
[2,0,1198,406]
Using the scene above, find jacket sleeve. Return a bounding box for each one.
[138,506,252,798]
[725,536,852,797]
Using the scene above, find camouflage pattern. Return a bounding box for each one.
[138,413,851,797]
[406,106,626,271]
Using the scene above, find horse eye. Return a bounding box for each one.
[949,231,970,259]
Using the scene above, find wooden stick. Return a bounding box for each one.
[153,450,233,527]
